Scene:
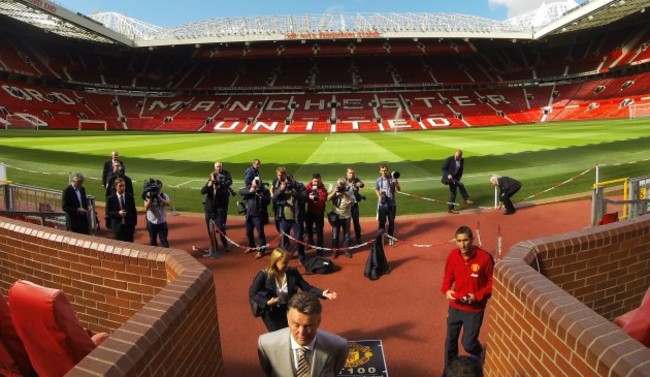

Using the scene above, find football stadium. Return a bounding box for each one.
[1,0,650,376]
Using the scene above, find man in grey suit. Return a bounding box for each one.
[258,293,349,377]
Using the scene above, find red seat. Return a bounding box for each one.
[614,286,650,347]
[8,280,109,377]
[598,212,619,225]
[0,294,33,377]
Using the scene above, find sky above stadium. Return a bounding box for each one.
[55,0,587,27]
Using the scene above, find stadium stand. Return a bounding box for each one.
[2,1,650,133]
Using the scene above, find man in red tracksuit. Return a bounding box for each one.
[441,225,494,372]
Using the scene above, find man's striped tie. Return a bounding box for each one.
[296,347,310,377]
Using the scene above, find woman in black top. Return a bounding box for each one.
[249,248,337,331]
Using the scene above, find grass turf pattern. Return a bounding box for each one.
[1,119,649,216]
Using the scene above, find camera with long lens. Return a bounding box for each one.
[143,178,161,196]
[336,183,348,193]
[142,178,162,202]
[391,171,401,180]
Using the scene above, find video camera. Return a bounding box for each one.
[142,178,162,203]
[143,178,161,197]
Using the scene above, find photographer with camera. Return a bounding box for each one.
[328,178,353,258]
[305,173,328,254]
[201,162,233,256]
[441,149,474,214]
[272,167,308,263]
[375,164,401,245]
[346,167,365,244]
[239,176,271,259]
[143,179,170,248]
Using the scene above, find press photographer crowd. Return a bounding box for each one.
[64,149,517,261]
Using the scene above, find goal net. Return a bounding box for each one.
[629,102,650,119]
[4,114,47,130]
[78,119,108,131]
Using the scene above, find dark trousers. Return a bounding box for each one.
[205,208,228,250]
[305,212,324,248]
[351,203,362,242]
[113,223,135,242]
[279,218,304,258]
[262,303,288,332]
[377,204,396,237]
[146,221,169,247]
[502,187,521,213]
[448,181,470,210]
[444,307,485,369]
[332,217,351,249]
[245,216,267,252]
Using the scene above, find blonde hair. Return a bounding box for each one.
[265,248,291,278]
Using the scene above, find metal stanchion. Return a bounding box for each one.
[171,186,180,216]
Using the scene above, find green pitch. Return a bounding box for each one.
[1,119,649,216]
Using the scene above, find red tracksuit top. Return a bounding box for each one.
[441,246,494,312]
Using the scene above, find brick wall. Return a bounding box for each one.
[485,215,650,377]
[0,217,224,377]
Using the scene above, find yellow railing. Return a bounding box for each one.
[593,178,628,219]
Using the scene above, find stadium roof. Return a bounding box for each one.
[1,0,648,47]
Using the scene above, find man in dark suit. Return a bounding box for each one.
[62,172,90,234]
[258,292,348,377]
[490,175,522,215]
[106,177,138,242]
[441,149,474,214]
[101,151,122,189]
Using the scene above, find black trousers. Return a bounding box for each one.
[205,207,228,250]
[279,218,304,258]
[502,186,521,213]
[305,212,324,247]
[377,204,396,237]
[262,303,288,331]
[447,181,470,210]
[351,203,362,242]
[147,220,169,247]
[444,307,485,369]
[245,216,267,252]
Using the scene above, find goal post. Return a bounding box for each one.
[629,102,650,119]
[4,114,47,130]
[78,119,108,131]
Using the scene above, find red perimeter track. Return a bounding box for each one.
[96,197,591,376]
